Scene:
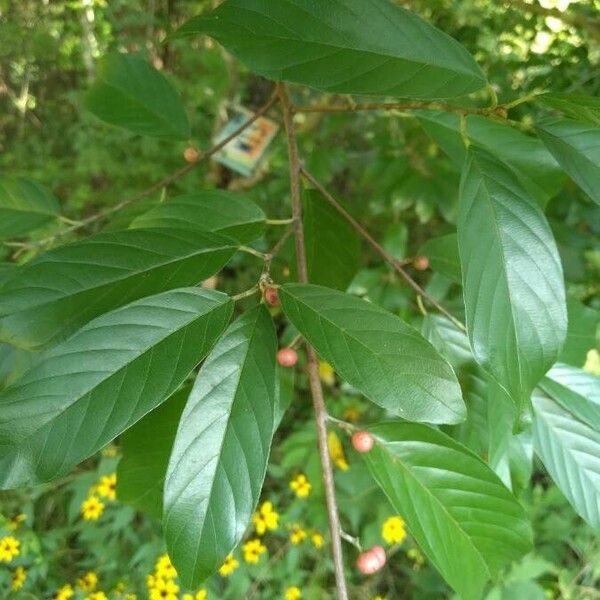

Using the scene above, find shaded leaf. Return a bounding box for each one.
[539,363,600,432]
[280,283,465,424]
[533,391,600,530]
[418,111,565,206]
[302,189,360,291]
[536,93,600,127]
[363,422,533,600]
[175,0,486,99]
[85,52,190,140]
[418,233,461,283]
[0,177,59,241]
[0,228,236,349]
[117,386,189,519]
[0,288,233,488]
[131,191,266,244]
[458,149,567,410]
[537,117,600,206]
[559,298,599,367]
[164,305,277,587]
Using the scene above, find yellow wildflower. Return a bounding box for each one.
[218,554,239,577]
[290,525,307,545]
[290,473,311,498]
[6,513,26,531]
[243,538,267,564]
[311,532,324,548]
[328,431,349,471]
[252,500,280,535]
[150,578,179,600]
[373,596,387,600]
[81,496,105,521]
[155,553,177,579]
[115,581,126,593]
[318,361,335,386]
[342,406,362,422]
[183,591,208,600]
[146,574,157,590]
[382,515,406,545]
[0,536,20,562]
[96,473,117,500]
[11,566,27,590]
[285,586,302,600]
[77,571,98,592]
[86,593,107,600]
[53,584,74,600]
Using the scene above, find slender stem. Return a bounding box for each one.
[232,285,259,302]
[239,246,270,260]
[21,91,279,254]
[300,167,466,332]
[278,82,349,600]
[265,218,295,225]
[340,530,362,552]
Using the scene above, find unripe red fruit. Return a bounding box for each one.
[351,431,375,453]
[183,146,200,164]
[277,348,298,367]
[356,546,386,575]
[264,287,280,306]
[413,255,429,271]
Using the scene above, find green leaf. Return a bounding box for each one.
[175,0,486,99]
[533,391,600,530]
[418,233,461,283]
[117,386,189,519]
[0,264,16,283]
[0,177,59,241]
[0,288,233,488]
[279,283,465,424]
[0,228,236,349]
[418,111,565,206]
[536,93,600,126]
[0,344,33,392]
[537,117,600,206]
[85,52,190,140]
[131,191,266,244]
[458,149,567,410]
[164,305,277,587]
[539,363,600,432]
[363,422,533,600]
[302,189,360,291]
[421,314,472,369]
[559,298,599,367]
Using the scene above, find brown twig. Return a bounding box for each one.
[300,167,466,332]
[18,91,279,255]
[278,82,349,600]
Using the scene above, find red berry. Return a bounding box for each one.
[351,431,374,453]
[183,146,200,164]
[371,545,386,568]
[413,255,429,271]
[264,287,280,306]
[277,348,298,367]
[356,547,386,575]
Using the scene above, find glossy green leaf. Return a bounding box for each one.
[0,344,33,392]
[0,177,59,241]
[131,191,266,244]
[0,288,233,488]
[533,391,600,530]
[537,117,600,206]
[418,233,461,283]
[85,52,190,140]
[0,228,236,349]
[419,111,565,206]
[458,149,567,410]
[421,314,471,369]
[363,422,533,600]
[536,93,600,127]
[117,386,189,519]
[0,264,16,284]
[176,0,486,99]
[164,305,277,586]
[280,283,465,423]
[539,363,600,432]
[302,190,360,291]
[560,298,599,367]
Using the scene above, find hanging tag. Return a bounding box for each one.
[212,109,279,176]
